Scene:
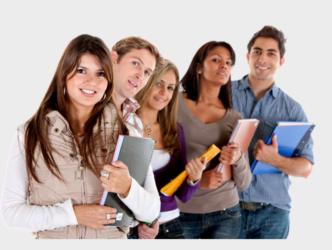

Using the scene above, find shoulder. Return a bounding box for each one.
[276,88,307,120]
[231,75,248,91]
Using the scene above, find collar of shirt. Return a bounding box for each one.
[122,97,140,123]
[121,97,143,135]
[239,75,280,99]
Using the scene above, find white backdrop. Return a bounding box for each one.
[0,0,330,247]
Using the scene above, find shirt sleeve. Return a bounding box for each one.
[118,165,160,223]
[0,129,78,232]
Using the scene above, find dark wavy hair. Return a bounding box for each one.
[247,25,286,58]
[181,41,236,109]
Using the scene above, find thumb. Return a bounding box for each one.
[272,134,278,149]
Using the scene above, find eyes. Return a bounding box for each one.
[131,60,153,78]
[210,57,233,66]
[251,49,277,58]
[76,67,106,78]
[155,81,176,92]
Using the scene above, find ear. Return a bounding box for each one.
[196,64,202,74]
[111,51,119,64]
[246,52,250,63]
[280,57,285,66]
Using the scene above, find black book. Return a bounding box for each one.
[100,135,155,227]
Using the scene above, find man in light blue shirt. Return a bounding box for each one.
[232,26,314,239]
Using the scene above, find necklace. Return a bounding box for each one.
[143,123,153,137]
[143,122,159,143]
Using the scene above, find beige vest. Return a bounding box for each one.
[27,104,128,239]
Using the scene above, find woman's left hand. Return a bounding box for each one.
[100,161,132,198]
[138,221,160,239]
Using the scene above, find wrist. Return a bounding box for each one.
[187,177,200,186]
[120,177,132,198]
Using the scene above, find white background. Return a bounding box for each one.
[0,0,330,247]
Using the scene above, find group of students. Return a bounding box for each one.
[0,25,314,239]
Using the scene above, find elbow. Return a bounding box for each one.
[236,175,252,192]
[302,163,313,178]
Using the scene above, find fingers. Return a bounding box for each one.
[219,143,241,165]
[186,157,205,181]
[138,223,159,239]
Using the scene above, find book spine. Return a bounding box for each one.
[293,125,314,157]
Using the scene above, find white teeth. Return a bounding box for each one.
[129,80,138,87]
[256,65,269,70]
[81,89,96,94]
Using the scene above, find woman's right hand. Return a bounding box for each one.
[73,204,117,229]
[185,157,207,183]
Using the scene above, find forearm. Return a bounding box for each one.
[119,167,160,223]
[272,155,313,177]
[1,198,77,232]
[232,154,252,191]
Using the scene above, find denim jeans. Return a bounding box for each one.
[157,218,184,239]
[127,218,184,239]
[179,204,242,239]
[239,203,290,239]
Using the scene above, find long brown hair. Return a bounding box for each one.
[136,58,180,153]
[25,34,113,182]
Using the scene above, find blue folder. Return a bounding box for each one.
[251,122,315,175]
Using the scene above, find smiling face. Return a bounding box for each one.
[247,37,285,83]
[198,46,233,86]
[144,69,178,112]
[111,48,156,105]
[66,53,108,113]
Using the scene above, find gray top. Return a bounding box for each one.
[176,93,252,214]
[232,75,314,211]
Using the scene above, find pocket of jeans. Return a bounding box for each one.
[223,204,241,219]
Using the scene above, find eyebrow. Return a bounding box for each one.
[253,47,277,53]
[210,53,232,60]
[77,65,104,71]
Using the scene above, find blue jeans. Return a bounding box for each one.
[157,218,184,239]
[239,203,290,239]
[179,204,242,239]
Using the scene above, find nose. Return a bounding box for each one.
[135,68,144,81]
[84,73,98,85]
[158,85,167,96]
[257,52,268,63]
[219,60,227,69]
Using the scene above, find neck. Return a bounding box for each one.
[139,106,158,126]
[248,74,274,100]
[68,105,92,135]
[112,91,126,113]
[198,80,222,104]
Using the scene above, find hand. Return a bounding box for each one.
[186,157,206,182]
[254,135,279,165]
[199,168,224,189]
[100,161,132,198]
[219,143,242,165]
[73,204,117,230]
[138,221,159,239]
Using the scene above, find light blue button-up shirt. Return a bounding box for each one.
[232,75,314,210]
